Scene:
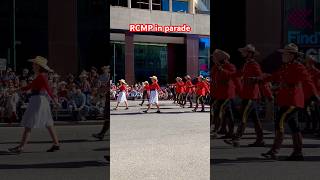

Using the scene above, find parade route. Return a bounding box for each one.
[212,122,320,180]
[110,100,210,180]
[0,125,108,180]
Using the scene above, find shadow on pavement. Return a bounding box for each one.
[0,161,107,169]
[211,157,275,165]
[0,139,107,145]
[93,147,109,151]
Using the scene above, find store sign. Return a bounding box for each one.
[300,47,320,63]
[0,58,7,71]
[288,31,320,45]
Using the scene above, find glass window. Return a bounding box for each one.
[285,0,320,61]
[110,42,125,83]
[161,0,189,12]
[134,43,168,84]
[199,37,210,77]
[132,0,150,9]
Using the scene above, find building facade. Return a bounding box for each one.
[110,0,210,85]
[0,0,108,75]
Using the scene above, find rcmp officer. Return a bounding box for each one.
[210,49,237,139]
[302,54,320,134]
[184,75,194,108]
[193,75,210,112]
[224,44,267,147]
[261,43,320,161]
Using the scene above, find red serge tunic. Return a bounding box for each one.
[196,81,210,96]
[185,80,194,94]
[237,60,263,100]
[264,62,318,108]
[21,73,54,99]
[211,63,236,100]
[304,66,320,100]
[175,82,185,93]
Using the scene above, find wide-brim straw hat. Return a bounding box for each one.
[59,81,67,86]
[150,76,158,80]
[176,77,182,81]
[212,49,230,60]
[119,79,127,84]
[102,66,110,70]
[143,81,149,84]
[28,56,53,72]
[185,75,191,79]
[278,43,304,55]
[238,44,260,56]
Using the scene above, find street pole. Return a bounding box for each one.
[113,43,116,82]
[13,0,16,71]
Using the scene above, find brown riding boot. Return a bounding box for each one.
[261,131,284,160]
[286,133,304,161]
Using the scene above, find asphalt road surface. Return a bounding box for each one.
[212,122,320,180]
[0,125,108,180]
[110,100,210,180]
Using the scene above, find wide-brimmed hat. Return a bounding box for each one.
[305,54,319,63]
[212,49,230,60]
[176,77,182,81]
[59,81,67,86]
[198,75,204,79]
[119,79,127,84]
[101,66,110,70]
[143,81,149,84]
[238,44,260,55]
[79,72,88,78]
[278,43,304,55]
[150,76,158,80]
[28,56,53,72]
[185,75,191,79]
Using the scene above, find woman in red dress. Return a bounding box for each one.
[8,56,60,153]
[143,76,161,113]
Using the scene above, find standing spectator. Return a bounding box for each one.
[99,66,110,87]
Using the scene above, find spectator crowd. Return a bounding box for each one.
[0,66,110,124]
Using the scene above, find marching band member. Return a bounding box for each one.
[210,49,236,139]
[8,56,60,153]
[261,43,320,161]
[224,44,267,147]
[114,79,129,110]
[143,76,161,113]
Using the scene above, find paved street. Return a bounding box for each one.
[110,100,210,180]
[212,122,320,180]
[0,125,108,180]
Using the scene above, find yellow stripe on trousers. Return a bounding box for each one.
[242,100,252,123]
[219,99,229,120]
[279,106,296,133]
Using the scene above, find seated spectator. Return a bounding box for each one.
[57,81,69,109]
[68,86,89,121]
[4,86,19,124]
[19,68,30,81]
[79,72,91,96]
[87,88,105,119]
